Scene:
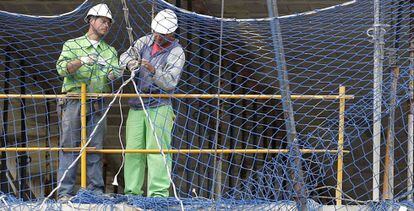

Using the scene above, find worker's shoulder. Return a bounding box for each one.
[99,40,116,51]
[102,44,118,56]
[63,36,87,46]
[134,34,153,46]
[171,42,184,53]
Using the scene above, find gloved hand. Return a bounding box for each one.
[127,59,140,71]
[80,54,98,65]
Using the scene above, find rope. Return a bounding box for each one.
[108,0,134,189]
[40,75,135,208]
[111,89,125,187]
[131,74,184,210]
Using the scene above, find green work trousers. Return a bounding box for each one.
[124,105,174,197]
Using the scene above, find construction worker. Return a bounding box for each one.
[120,9,185,197]
[56,3,121,201]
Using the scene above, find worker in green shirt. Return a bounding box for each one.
[55,3,121,201]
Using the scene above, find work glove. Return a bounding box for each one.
[80,54,98,65]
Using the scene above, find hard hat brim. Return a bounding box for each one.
[84,15,114,24]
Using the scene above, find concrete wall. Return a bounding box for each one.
[0,0,83,15]
[0,0,348,17]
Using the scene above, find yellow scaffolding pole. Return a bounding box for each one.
[336,86,346,205]
[0,147,350,154]
[0,85,352,196]
[80,83,87,188]
[0,93,354,100]
[0,147,95,152]
[87,149,350,154]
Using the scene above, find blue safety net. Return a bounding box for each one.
[0,0,413,210]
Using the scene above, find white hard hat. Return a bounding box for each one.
[151,9,178,34]
[84,3,114,23]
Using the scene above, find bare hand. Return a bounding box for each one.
[141,59,155,73]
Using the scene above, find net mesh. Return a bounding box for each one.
[0,0,413,209]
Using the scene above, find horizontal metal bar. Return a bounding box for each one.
[0,147,350,154]
[0,93,354,100]
[0,147,95,152]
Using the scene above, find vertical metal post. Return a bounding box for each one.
[206,38,215,199]
[336,86,346,206]
[229,64,236,189]
[383,1,403,200]
[408,48,414,200]
[1,49,11,193]
[212,0,225,200]
[408,9,414,199]
[44,99,53,195]
[372,0,385,202]
[197,24,204,195]
[185,0,193,194]
[19,59,28,199]
[383,49,399,200]
[266,0,305,208]
[81,83,87,188]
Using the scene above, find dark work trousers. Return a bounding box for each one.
[57,98,107,197]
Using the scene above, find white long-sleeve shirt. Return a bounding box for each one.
[120,34,185,109]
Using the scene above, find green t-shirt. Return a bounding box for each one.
[56,34,121,93]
